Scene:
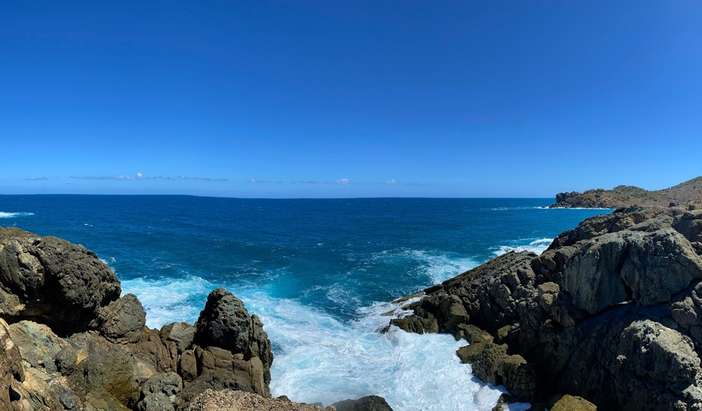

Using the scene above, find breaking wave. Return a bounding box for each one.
[0,211,35,218]
[121,274,528,410]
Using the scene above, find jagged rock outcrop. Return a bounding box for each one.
[0,228,277,410]
[194,288,273,386]
[391,206,702,410]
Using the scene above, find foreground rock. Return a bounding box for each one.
[551,176,702,208]
[0,228,274,410]
[0,228,395,410]
[392,206,702,410]
[188,389,332,411]
[551,395,597,411]
[0,228,121,334]
[332,395,393,411]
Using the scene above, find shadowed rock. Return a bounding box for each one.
[0,228,121,334]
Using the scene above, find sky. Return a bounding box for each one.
[1,1,701,197]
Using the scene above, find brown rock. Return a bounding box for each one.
[551,394,597,411]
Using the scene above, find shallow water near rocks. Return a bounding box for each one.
[0,196,607,410]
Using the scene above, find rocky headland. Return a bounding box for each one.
[0,227,391,411]
[391,205,702,410]
[551,176,702,208]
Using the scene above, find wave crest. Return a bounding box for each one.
[494,238,553,256]
[0,211,35,218]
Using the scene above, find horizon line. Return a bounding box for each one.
[0,193,556,200]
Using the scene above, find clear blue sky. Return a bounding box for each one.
[1,1,700,197]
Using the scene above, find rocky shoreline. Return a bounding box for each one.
[551,176,702,209]
[391,205,702,410]
[0,227,391,411]
[3,203,702,410]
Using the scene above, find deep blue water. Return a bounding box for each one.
[0,195,608,410]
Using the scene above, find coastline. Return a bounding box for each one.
[2,192,702,410]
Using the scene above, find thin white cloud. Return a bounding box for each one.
[69,173,228,182]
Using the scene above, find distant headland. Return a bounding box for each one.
[551,176,702,208]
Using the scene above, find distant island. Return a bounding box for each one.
[551,176,702,208]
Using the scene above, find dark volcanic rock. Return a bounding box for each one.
[332,395,394,411]
[195,288,273,382]
[0,228,121,334]
[392,206,702,409]
[0,229,277,410]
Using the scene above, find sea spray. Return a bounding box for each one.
[122,274,529,410]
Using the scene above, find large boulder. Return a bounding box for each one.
[195,288,273,383]
[0,228,121,334]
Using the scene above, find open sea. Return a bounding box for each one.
[0,195,609,410]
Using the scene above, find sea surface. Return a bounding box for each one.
[0,196,609,411]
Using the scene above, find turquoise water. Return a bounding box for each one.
[0,196,608,410]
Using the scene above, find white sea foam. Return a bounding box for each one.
[539,206,613,210]
[0,211,35,218]
[121,274,529,410]
[373,249,478,284]
[122,275,214,327]
[494,238,553,256]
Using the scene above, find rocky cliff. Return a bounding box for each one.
[551,176,702,208]
[0,228,390,411]
[391,205,702,410]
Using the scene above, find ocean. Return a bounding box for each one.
[0,195,609,410]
